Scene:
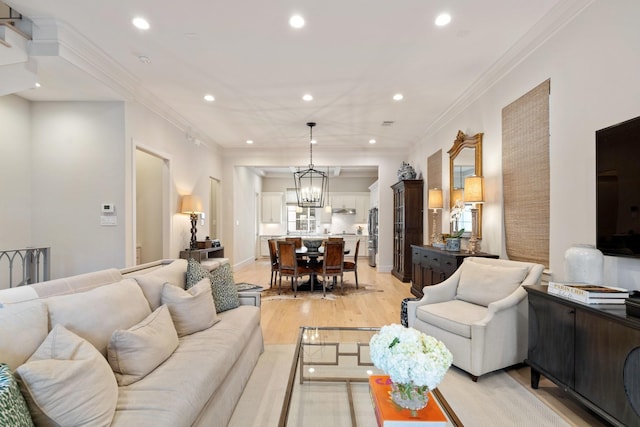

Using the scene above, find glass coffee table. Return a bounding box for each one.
[278,326,462,426]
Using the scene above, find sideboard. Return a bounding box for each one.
[525,285,640,427]
[410,245,498,297]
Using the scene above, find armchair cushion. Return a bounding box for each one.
[455,261,528,307]
[416,300,487,338]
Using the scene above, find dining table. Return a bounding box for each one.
[295,240,350,292]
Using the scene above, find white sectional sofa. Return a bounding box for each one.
[0,258,263,427]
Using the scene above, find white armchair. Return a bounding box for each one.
[406,257,544,381]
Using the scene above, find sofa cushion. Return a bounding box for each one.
[30,268,123,298]
[186,259,239,313]
[133,259,188,311]
[0,363,34,427]
[416,300,488,338]
[108,305,179,386]
[45,278,152,357]
[111,305,261,427]
[455,260,528,307]
[0,301,48,371]
[15,325,118,427]
[161,278,219,336]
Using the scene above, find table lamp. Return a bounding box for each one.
[181,195,203,250]
[428,188,443,245]
[463,176,484,254]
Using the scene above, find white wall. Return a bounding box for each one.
[410,0,640,289]
[125,102,223,263]
[0,95,31,249]
[30,101,126,277]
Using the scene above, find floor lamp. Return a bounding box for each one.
[181,195,203,250]
[428,188,443,245]
[464,176,484,254]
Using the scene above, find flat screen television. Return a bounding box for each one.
[596,115,640,257]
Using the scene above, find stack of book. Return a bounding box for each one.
[548,282,629,304]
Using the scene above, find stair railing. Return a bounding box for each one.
[0,247,50,288]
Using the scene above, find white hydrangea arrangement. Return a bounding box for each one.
[369,324,453,391]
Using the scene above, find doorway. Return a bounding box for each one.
[209,177,220,240]
[136,149,167,264]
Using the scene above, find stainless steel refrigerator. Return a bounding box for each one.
[368,207,378,267]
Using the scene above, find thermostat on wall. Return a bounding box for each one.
[101,203,115,213]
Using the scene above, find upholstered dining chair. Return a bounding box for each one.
[318,240,345,296]
[342,239,360,289]
[285,237,306,266]
[277,240,313,297]
[267,239,279,288]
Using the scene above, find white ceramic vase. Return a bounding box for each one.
[564,244,604,285]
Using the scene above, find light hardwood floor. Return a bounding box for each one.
[233,258,608,426]
[233,258,413,344]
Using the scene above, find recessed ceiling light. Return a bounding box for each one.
[435,13,451,27]
[203,94,215,102]
[310,139,317,145]
[393,93,404,101]
[369,139,376,144]
[246,140,254,145]
[302,94,313,101]
[132,17,150,30]
[35,82,41,88]
[289,15,305,28]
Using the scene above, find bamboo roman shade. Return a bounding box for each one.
[502,79,550,266]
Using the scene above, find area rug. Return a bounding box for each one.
[229,345,574,427]
[261,283,383,301]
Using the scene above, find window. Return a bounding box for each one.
[287,206,317,233]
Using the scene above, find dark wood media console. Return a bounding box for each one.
[525,285,640,427]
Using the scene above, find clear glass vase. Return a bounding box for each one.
[390,381,430,414]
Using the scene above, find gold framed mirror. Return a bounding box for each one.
[448,131,483,238]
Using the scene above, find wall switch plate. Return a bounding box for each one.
[100,215,117,226]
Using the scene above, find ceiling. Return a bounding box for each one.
[7,0,566,154]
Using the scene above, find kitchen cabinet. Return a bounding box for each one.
[525,286,640,427]
[261,192,283,223]
[410,245,497,297]
[330,193,369,223]
[354,194,369,223]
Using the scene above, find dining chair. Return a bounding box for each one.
[319,240,345,296]
[277,240,313,297]
[267,239,279,288]
[286,237,307,266]
[342,239,360,289]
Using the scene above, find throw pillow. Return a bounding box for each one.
[107,305,179,386]
[161,278,219,337]
[45,278,152,357]
[186,259,240,313]
[455,260,529,307]
[0,363,34,427]
[0,301,48,371]
[15,325,118,427]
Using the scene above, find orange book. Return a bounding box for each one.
[369,375,447,427]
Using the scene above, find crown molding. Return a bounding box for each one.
[418,0,594,141]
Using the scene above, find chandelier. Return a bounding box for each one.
[293,122,328,208]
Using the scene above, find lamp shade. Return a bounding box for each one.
[451,188,464,207]
[181,195,203,214]
[463,176,484,203]
[428,188,443,209]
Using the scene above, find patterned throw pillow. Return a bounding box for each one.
[0,364,34,427]
[186,259,239,313]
